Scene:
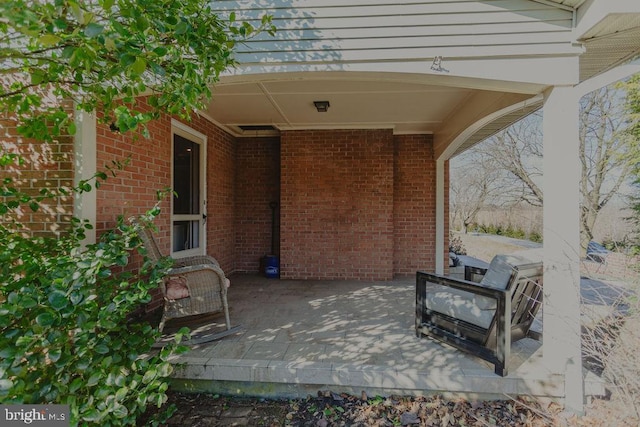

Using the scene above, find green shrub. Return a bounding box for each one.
[506,226,526,240]
[485,224,499,235]
[528,231,543,243]
[475,222,543,244]
[0,164,187,426]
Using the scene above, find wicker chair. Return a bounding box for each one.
[132,218,232,334]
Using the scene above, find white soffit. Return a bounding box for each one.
[578,14,640,81]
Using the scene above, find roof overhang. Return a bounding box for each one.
[201,0,639,158]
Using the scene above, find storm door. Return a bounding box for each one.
[171,122,206,257]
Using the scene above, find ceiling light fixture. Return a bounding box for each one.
[313,101,330,112]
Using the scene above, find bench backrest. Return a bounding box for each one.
[506,262,543,335]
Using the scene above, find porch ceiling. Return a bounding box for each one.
[204,72,540,147]
[201,0,640,157]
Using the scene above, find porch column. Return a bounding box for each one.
[542,86,583,413]
[73,110,97,245]
[435,158,445,274]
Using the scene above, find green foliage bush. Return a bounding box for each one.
[0,159,187,426]
[0,1,275,424]
[528,231,543,243]
[474,222,543,243]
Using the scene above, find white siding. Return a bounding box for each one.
[213,0,576,69]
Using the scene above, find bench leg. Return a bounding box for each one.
[415,274,428,337]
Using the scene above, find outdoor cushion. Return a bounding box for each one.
[425,285,495,329]
[165,276,189,300]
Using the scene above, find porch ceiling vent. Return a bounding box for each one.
[235,124,280,137]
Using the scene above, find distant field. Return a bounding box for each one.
[454,232,533,262]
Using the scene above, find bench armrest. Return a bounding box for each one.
[416,271,508,299]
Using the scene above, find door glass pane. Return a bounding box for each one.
[173,133,202,254]
[172,220,200,252]
[173,135,200,215]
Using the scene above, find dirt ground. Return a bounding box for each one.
[139,388,640,426]
[139,390,567,426]
[138,234,638,426]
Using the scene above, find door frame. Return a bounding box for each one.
[170,119,207,258]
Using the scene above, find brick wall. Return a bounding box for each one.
[280,129,395,280]
[393,134,437,276]
[95,110,171,312]
[235,137,280,273]
[95,101,236,311]
[0,113,75,235]
[95,108,172,243]
[95,102,236,275]
[195,116,236,272]
[102,124,442,281]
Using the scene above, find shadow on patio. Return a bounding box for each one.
[163,274,601,401]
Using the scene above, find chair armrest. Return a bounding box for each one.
[167,264,229,296]
[416,271,507,300]
[173,255,220,268]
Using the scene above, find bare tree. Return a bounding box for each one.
[476,112,544,207]
[450,154,499,233]
[579,85,636,250]
[468,82,638,251]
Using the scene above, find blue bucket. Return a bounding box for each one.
[264,255,279,278]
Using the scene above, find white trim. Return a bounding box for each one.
[435,159,445,275]
[73,110,97,245]
[438,94,544,161]
[542,85,583,413]
[575,62,640,96]
[170,119,208,258]
[530,0,577,12]
[172,119,207,142]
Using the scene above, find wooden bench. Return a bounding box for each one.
[415,254,543,376]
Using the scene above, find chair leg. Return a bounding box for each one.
[158,311,168,334]
[415,274,427,337]
[222,296,231,330]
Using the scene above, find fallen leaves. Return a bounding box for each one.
[139,390,638,426]
[284,391,556,426]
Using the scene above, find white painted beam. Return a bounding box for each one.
[227,56,582,88]
[435,158,445,275]
[542,86,583,413]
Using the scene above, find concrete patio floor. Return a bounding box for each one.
[161,273,610,402]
